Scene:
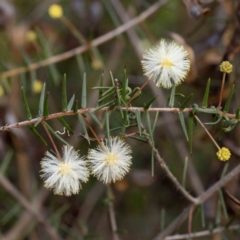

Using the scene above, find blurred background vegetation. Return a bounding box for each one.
[1,0,240,239]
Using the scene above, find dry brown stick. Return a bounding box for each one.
[164,224,240,240]
[0,172,61,240]
[0,0,169,80]
[188,205,195,237]
[3,188,49,240]
[107,185,121,240]
[0,107,238,132]
[153,163,240,239]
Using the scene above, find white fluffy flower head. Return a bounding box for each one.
[142,39,190,88]
[40,145,89,196]
[88,137,132,184]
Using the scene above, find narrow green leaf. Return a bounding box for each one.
[200,204,205,228]
[188,113,194,154]
[223,124,237,132]
[168,84,176,108]
[0,149,13,174]
[62,74,67,111]
[218,190,228,220]
[198,108,220,114]
[77,114,90,144]
[160,208,166,231]
[110,71,115,86]
[97,74,104,107]
[38,83,46,116]
[21,86,32,120]
[144,95,158,110]
[67,94,75,111]
[98,88,115,102]
[180,93,193,110]
[76,54,86,73]
[94,100,115,111]
[223,84,235,112]
[58,117,73,135]
[44,122,69,145]
[152,112,159,133]
[28,125,47,145]
[178,112,189,141]
[151,149,154,177]
[221,163,229,179]
[145,112,154,144]
[236,107,240,119]
[182,156,188,188]
[74,100,78,113]
[81,73,87,108]
[88,111,103,128]
[202,78,211,108]
[43,92,49,117]
[34,118,42,127]
[219,121,226,140]
[105,111,110,142]
[135,110,142,136]
[122,69,127,102]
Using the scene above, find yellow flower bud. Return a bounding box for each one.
[220,61,233,74]
[216,147,231,161]
[0,85,4,97]
[26,30,37,42]
[32,80,43,93]
[91,59,103,70]
[48,4,63,19]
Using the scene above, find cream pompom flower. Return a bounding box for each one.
[40,145,89,196]
[142,39,190,88]
[87,138,132,184]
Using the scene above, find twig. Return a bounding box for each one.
[0,0,169,80]
[148,140,198,204]
[194,115,220,150]
[0,107,238,132]
[0,172,61,240]
[188,205,195,237]
[217,72,227,109]
[164,224,240,240]
[107,185,121,240]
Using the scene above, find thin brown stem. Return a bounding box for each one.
[83,116,106,151]
[194,115,220,150]
[217,72,226,109]
[188,205,195,237]
[1,107,239,132]
[107,185,121,240]
[0,0,169,80]
[127,78,151,105]
[42,121,62,160]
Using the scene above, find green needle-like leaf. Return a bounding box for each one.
[58,117,73,135]
[144,95,158,110]
[43,92,49,117]
[178,112,189,141]
[182,156,188,188]
[145,112,154,144]
[135,109,142,136]
[81,73,87,108]
[67,94,75,111]
[122,69,127,102]
[202,78,211,108]
[77,114,90,144]
[151,149,154,177]
[180,93,193,110]
[218,190,228,220]
[105,111,110,142]
[89,111,103,128]
[38,83,46,116]
[188,113,194,154]
[44,122,69,145]
[223,84,235,112]
[62,74,67,111]
[28,125,47,145]
[21,86,32,120]
[236,107,240,119]
[74,100,78,113]
[168,85,176,108]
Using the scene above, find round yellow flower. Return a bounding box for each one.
[220,61,233,74]
[32,80,43,93]
[48,4,63,19]
[26,30,37,42]
[216,147,231,161]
